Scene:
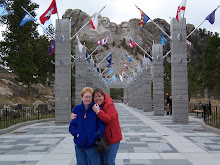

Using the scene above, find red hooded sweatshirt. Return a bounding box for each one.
[97,93,123,144]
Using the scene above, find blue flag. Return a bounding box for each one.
[125,53,132,62]
[205,9,217,24]
[159,33,167,45]
[19,13,35,27]
[106,53,112,64]
[47,40,55,56]
[105,79,110,84]
[112,74,117,83]
[86,51,90,63]
[106,53,112,68]
[108,68,114,74]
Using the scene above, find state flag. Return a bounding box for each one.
[205,8,217,24]
[90,12,99,29]
[122,63,129,70]
[129,39,137,48]
[108,68,114,74]
[19,12,35,27]
[176,0,187,22]
[125,53,132,62]
[40,0,57,25]
[47,40,55,56]
[159,33,167,45]
[136,7,150,30]
[97,36,109,45]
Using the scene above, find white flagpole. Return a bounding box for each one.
[21,6,55,39]
[129,37,152,59]
[163,50,171,59]
[135,5,171,39]
[86,45,101,59]
[70,5,106,40]
[97,52,112,67]
[187,6,220,39]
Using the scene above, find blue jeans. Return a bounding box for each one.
[101,142,120,165]
[75,145,101,165]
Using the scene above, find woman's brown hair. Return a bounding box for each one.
[92,88,105,97]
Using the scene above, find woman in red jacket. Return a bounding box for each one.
[92,88,122,165]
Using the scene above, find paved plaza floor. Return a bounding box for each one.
[0,103,220,165]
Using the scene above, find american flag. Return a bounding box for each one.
[97,36,109,45]
[129,39,137,48]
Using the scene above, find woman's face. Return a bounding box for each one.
[93,92,104,105]
[82,92,92,107]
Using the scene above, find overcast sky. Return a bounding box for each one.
[1,0,220,39]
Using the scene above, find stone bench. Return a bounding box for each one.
[193,110,204,117]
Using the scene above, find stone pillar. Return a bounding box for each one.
[142,67,152,112]
[55,19,71,124]
[75,46,86,105]
[86,61,94,88]
[170,18,188,123]
[153,44,164,115]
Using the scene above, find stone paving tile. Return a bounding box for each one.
[1,104,220,165]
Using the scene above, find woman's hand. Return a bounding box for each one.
[92,104,100,114]
[70,113,77,120]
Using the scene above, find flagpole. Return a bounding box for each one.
[135,5,171,39]
[132,58,139,66]
[86,45,101,59]
[187,6,220,39]
[21,6,55,39]
[97,52,112,67]
[163,50,171,59]
[122,62,135,74]
[70,5,106,40]
[129,37,152,59]
[186,20,206,39]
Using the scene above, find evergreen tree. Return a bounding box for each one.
[0,0,52,94]
[202,32,220,99]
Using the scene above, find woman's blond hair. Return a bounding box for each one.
[81,87,94,97]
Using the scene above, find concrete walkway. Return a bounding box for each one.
[0,103,220,165]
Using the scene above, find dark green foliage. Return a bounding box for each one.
[188,29,220,99]
[0,0,54,94]
[110,88,124,100]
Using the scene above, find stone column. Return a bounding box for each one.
[142,67,152,112]
[75,46,86,105]
[55,19,71,124]
[170,18,188,123]
[153,44,164,115]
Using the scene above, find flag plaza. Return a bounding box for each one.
[17,0,219,84]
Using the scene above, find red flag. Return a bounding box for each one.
[129,39,137,48]
[90,12,99,29]
[186,40,192,46]
[40,0,57,25]
[122,63,129,70]
[122,70,124,76]
[176,0,187,22]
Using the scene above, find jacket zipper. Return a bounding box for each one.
[85,110,88,148]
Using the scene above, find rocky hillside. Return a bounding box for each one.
[0,68,54,109]
[62,9,195,75]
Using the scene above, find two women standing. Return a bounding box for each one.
[69,87,122,165]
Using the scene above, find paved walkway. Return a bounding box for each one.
[0,103,220,165]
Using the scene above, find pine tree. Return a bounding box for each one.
[0,0,52,94]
